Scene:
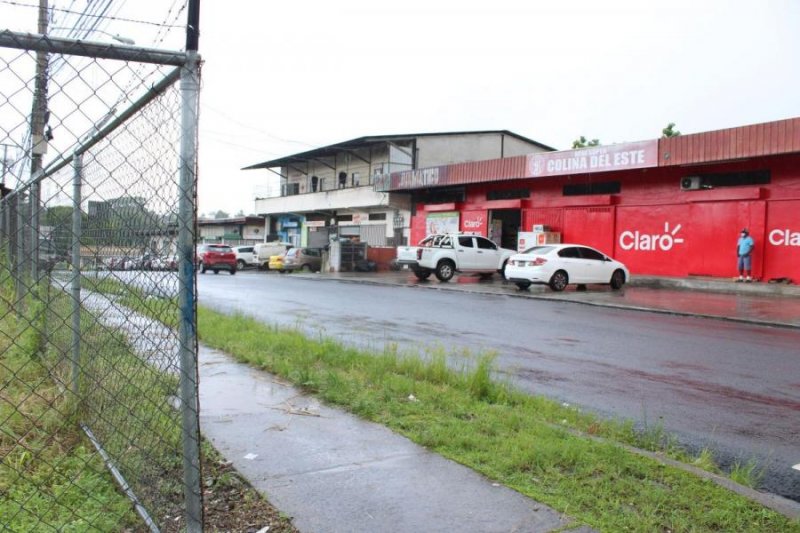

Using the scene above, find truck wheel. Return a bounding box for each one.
[435,260,455,282]
[413,268,431,280]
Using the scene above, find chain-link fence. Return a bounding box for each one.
[0,27,201,532]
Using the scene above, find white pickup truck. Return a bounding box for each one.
[410,233,516,282]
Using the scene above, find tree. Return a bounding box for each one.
[213,210,229,219]
[662,123,681,138]
[572,136,601,149]
[234,209,245,217]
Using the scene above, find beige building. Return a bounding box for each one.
[198,216,266,244]
[246,131,553,247]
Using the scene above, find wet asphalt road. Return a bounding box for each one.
[198,271,800,502]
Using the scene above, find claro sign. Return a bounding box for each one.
[769,228,800,247]
[619,222,685,251]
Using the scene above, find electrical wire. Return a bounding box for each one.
[0,0,184,29]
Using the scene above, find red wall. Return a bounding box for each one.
[408,153,800,281]
[763,200,800,281]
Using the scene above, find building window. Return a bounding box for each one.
[415,186,466,204]
[698,169,770,188]
[368,212,387,221]
[336,214,353,223]
[487,188,530,201]
[563,181,621,196]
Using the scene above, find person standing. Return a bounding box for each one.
[736,228,755,282]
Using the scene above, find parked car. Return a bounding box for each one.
[233,245,259,270]
[268,252,287,272]
[504,244,629,291]
[254,242,293,269]
[196,244,237,275]
[282,247,323,272]
[414,233,516,282]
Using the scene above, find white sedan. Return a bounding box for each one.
[504,244,629,292]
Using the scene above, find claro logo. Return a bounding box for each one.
[619,222,685,251]
[463,217,484,229]
[769,228,800,247]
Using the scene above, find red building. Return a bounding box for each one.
[384,118,800,282]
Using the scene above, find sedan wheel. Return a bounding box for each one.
[549,270,568,292]
[610,269,625,290]
[515,281,531,290]
[199,261,206,274]
[237,259,245,270]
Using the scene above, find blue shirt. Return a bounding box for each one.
[737,235,754,256]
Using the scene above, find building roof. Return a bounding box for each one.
[659,117,800,166]
[198,216,264,226]
[242,130,556,170]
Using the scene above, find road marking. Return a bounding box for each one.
[793,463,800,472]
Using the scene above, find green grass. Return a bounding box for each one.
[195,308,799,533]
[0,274,139,530]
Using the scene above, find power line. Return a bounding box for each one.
[0,0,184,29]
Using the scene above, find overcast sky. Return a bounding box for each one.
[4,0,800,215]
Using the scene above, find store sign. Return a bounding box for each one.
[460,211,488,236]
[390,166,449,190]
[426,211,459,235]
[306,220,326,228]
[619,222,685,251]
[769,228,800,247]
[526,140,658,178]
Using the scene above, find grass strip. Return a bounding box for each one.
[0,276,139,530]
[196,307,799,533]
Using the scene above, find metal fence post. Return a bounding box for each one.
[15,190,26,315]
[71,153,82,396]
[30,180,40,283]
[178,49,202,532]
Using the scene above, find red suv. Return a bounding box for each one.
[197,244,237,275]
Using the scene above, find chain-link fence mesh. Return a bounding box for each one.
[1,28,200,532]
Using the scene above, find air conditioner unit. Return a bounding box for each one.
[680,176,702,191]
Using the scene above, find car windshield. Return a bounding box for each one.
[522,245,555,255]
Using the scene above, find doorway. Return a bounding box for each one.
[489,209,521,250]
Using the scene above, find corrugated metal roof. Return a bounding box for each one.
[659,117,800,166]
[242,130,555,170]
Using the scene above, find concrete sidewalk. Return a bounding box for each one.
[286,270,800,328]
[199,346,590,533]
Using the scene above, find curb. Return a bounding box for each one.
[290,274,799,330]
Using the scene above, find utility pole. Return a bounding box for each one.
[30,0,49,282]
